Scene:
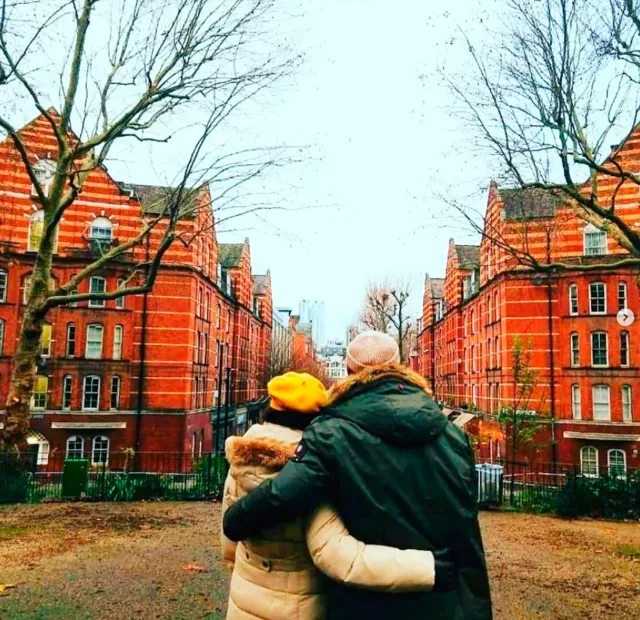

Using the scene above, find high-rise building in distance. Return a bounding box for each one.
[299,299,325,348]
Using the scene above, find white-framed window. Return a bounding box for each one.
[608,449,626,477]
[217,304,221,329]
[584,224,607,256]
[66,323,76,357]
[570,332,580,367]
[66,435,84,459]
[205,292,210,321]
[592,384,611,420]
[92,436,109,465]
[569,284,579,315]
[622,385,632,422]
[580,446,599,477]
[113,325,123,360]
[28,209,45,252]
[591,332,608,367]
[40,323,52,358]
[88,276,106,308]
[85,324,104,359]
[191,431,197,457]
[571,384,581,420]
[116,279,125,309]
[472,384,478,407]
[197,287,202,317]
[589,283,606,315]
[90,217,113,242]
[488,339,493,369]
[620,331,630,367]
[0,269,7,303]
[110,376,121,410]
[23,275,31,304]
[31,375,48,410]
[27,439,50,466]
[195,332,201,364]
[227,309,231,333]
[618,282,628,311]
[83,375,101,411]
[0,319,4,355]
[62,375,73,410]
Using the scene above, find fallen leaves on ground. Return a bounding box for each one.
[182,563,209,573]
[0,584,17,596]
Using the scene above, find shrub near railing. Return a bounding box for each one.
[556,471,640,520]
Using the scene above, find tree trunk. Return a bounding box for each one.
[1,230,54,451]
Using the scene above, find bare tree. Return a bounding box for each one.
[359,280,412,363]
[445,0,640,269]
[0,0,300,449]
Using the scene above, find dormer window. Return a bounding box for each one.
[90,217,113,242]
[31,159,56,199]
[584,223,607,256]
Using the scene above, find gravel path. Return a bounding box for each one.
[0,503,639,619]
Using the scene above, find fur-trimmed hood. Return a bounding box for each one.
[225,423,301,471]
[328,363,432,405]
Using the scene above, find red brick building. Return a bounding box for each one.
[0,113,272,466]
[417,135,640,475]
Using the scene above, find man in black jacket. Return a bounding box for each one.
[224,331,492,619]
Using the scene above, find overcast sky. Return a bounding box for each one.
[207,0,498,341]
[15,0,500,342]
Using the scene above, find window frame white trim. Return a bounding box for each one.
[91,435,110,465]
[89,217,113,242]
[0,318,4,356]
[580,445,599,478]
[569,283,579,316]
[40,323,52,358]
[620,331,630,368]
[66,435,84,460]
[617,282,628,312]
[0,269,7,303]
[592,384,611,421]
[110,376,121,411]
[112,324,123,360]
[607,448,627,477]
[622,384,632,422]
[589,282,607,315]
[571,384,581,420]
[85,324,104,359]
[115,279,126,309]
[62,374,73,411]
[82,374,101,412]
[88,276,106,308]
[31,375,48,410]
[583,224,607,257]
[66,322,76,358]
[590,331,609,368]
[570,332,580,367]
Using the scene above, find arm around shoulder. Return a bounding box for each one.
[305,504,436,593]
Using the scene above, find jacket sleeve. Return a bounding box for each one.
[223,422,333,542]
[305,504,436,593]
[220,471,239,570]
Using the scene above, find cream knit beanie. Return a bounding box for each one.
[346,331,401,373]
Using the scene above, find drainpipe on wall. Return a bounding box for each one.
[134,239,150,463]
[546,273,558,470]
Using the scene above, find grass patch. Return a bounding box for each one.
[615,544,640,558]
[0,524,29,540]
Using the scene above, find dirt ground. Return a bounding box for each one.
[0,503,638,620]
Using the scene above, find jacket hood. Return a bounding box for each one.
[225,423,301,471]
[326,364,445,445]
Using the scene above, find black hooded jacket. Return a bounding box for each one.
[223,365,492,620]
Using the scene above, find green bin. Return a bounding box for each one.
[62,459,89,499]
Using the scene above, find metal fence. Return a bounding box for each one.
[0,451,229,503]
[477,460,640,520]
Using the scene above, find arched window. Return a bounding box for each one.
[580,446,598,477]
[0,269,7,303]
[92,436,109,465]
[66,435,84,459]
[569,284,578,315]
[570,332,580,367]
[90,217,113,241]
[571,385,581,420]
[622,385,632,422]
[608,449,626,477]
